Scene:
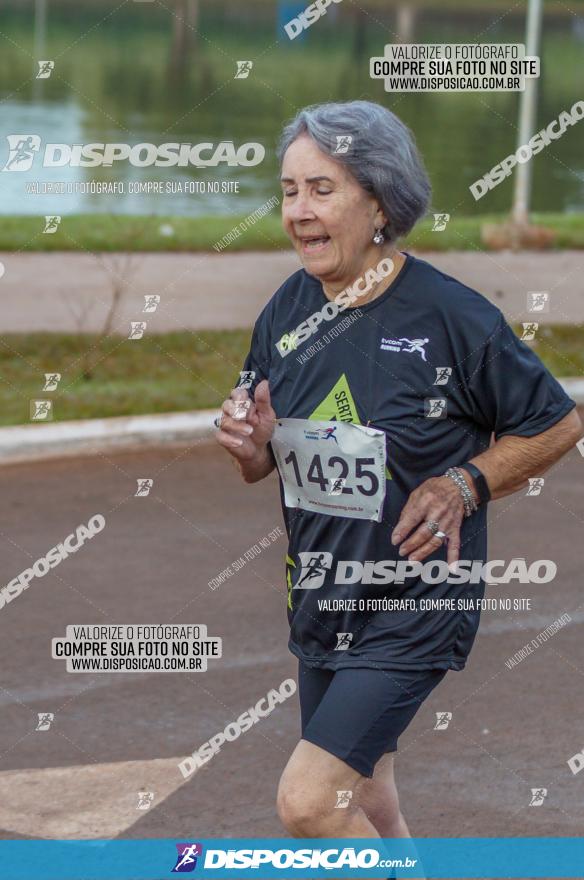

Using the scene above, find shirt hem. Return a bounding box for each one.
[289,642,466,673]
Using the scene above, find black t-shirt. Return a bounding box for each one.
[239,254,575,671]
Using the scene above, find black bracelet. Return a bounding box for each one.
[461,462,491,505]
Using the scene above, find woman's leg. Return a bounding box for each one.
[358,753,411,838]
[277,744,412,880]
[277,738,380,838]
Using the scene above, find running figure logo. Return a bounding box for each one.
[136,791,154,810]
[233,399,252,419]
[434,367,452,386]
[2,134,41,172]
[527,291,549,313]
[334,135,353,154]
[143,294,160,313]
[434,711,452,730]
[235,60,253,78]
[529,788,547,806]
[295,552,333,589]
[335,790,353,808]
[172,843,203,873]
[236,371,255,390]
[36,712,54,731]
[399,338,429,361]
[526,478,544,497]
[303,425,339,443]
[36,60,55,79]
[431,213,450,231]
[43,216,61,234]
[30,400,52,421]
[128,321,147,340]
[43,372,61,391]
[335,632,353,650]
[320,426,338,442]
[521,322,538,341]
[425,398,447,418]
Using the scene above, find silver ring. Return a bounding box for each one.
[425,520,440,535]
[434,530,448,542]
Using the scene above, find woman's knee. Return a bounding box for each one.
[277,774,328,836]
[277,741,358,835]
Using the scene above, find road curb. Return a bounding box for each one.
[0,410,217,465]
[1,379,582,466]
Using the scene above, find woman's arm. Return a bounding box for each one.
[215,380,276,484]
[465,408,583,501]
[391,408,583,565]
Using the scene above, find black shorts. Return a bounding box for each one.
[298,660,447,778]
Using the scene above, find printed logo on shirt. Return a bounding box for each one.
[308,373,392,481]
[309,373,360,423]
[285,554,295,609]
[379,336,429,362]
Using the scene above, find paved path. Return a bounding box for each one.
[0,250,582,333]
[0,442,582,840]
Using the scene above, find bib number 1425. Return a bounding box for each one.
[270,418,387,521]
[283,450,380,497]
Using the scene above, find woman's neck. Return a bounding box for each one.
[321,247,405,306]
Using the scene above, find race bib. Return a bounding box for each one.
[270,418,387,521]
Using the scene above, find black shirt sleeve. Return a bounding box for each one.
[466,311,576,440]
[236,307,272,396]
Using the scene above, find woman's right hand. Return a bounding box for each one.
[215,379,276,463]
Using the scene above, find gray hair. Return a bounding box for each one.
[277,100,431,243]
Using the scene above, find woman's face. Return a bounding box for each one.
[280,134,386,288]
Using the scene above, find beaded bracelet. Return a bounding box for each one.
[444,467,478,518]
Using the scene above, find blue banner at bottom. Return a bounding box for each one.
[1,837,583,879]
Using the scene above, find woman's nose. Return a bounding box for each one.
[287,192,315,222]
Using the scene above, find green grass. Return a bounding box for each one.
[0,326,581,428]
[0,330,250,427]
[2,212,584,253]
[522,325,584,380]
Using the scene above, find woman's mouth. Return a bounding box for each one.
[300,235,330,254]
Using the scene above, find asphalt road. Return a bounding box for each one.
[0,249,582,332]
[0,440,583,846]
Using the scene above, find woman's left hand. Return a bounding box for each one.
[390,476,466,566]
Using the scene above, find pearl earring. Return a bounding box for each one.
[373,228,384,245]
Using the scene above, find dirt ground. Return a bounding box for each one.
[0,439,582,861]
[0,249,582,333]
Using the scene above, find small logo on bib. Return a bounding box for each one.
[303,425,338,443]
